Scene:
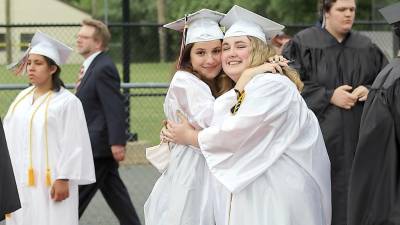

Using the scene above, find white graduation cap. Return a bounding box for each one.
[163,8,225,45]
[221,5,284,43]
[30,31,73,66]
[7,31,72,75]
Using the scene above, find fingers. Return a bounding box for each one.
[351,86,363,97]
[166,121,174,130]
[339,85,353,91]
[114,151,125,161]
[275,64,283,74]
[352,86,368,100]
[268,55,287,63]
[51,181,69,202]
[262,62,284,74]
[344,92,358,101]
[176,110,188,123]
[50,185,55,199]
[359,95,368,101]
[277,61,289,68]
[162,135,175,143]
[112,151,124,161]
[162,128,173,142]
[54,190,69,201]
[116,151,125,161]
[53,191,69,201]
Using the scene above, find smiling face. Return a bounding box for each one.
[190,40,222,80]
[325,0,356,39]
[221,36,252,82]
[27,54,57,87]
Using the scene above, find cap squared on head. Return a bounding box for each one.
[221,5,284,43]
[7,31,73,75]
[163,8,225,45]
[30,31,73,66]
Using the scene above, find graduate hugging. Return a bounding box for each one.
[148,5,332,225]
[3,32,95,225]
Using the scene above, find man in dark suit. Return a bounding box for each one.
[75,19,141,225]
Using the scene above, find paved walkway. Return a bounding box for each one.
[80,164,159,225]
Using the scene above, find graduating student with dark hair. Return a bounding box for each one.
[3,31,95,225]
[348,3,400,225]
[0,119,20,221]
[283,0,388,224]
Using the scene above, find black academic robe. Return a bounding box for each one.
[0,119,20,221]
[283,26,388,225]
[348,58,400,225]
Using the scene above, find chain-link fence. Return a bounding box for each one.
[0,22,398,147]
[0,23,177,146]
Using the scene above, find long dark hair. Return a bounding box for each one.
[174,42,234,97]
[43,56,65,92]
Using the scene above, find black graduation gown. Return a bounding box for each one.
[283,26,388,225]
[348,58,400,225]
[0,119,20,221]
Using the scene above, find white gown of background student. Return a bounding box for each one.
[4,86,95,225]
[199,74,332,225]
[144,71,217,225]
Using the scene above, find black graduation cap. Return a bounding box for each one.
[379,2,400,25]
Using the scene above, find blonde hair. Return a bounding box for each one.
[248,36,304,92]
[82,18,111,50]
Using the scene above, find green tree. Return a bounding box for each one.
[61,0,399,62]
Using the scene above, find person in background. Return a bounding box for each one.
[3,31,95,225]
[75,18,141,225]
[164,5,331,225]
[348,3,400,225]
[0,118,20,221]
[271,31,291,54]
[283,1,388,224]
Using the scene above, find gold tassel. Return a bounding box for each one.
[28,167,35,186]
[5,213,11,219]
[45,168,52,187]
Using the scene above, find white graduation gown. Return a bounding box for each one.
[3,86,95,225]
[144,71,217,225]
[199,74,332,225]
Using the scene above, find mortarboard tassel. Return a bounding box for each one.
[177,14,189,69]
[44,93,53,187]
[28,167,35,186]
[45,168,52,187]
[7,46,31,76]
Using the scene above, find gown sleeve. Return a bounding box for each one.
[199,74,305,193]
[56,96,95,185]
[167,71,216,129]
